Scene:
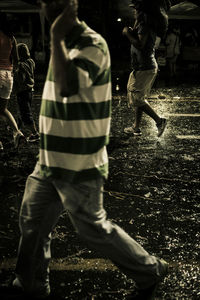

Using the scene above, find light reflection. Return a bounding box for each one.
[177,135,200,139]
[116,84,120,91]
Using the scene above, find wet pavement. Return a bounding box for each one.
[0,85,200,299]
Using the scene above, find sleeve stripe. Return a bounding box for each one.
[39,116,110,138]
[40,100,111,121]
[40,133,109,155]
[42,81,112,103]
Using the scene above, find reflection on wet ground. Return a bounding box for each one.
[0,86,200,299]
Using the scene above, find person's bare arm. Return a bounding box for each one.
[11,37,19,69]
[49,0,79,97]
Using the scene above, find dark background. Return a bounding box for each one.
[1,1,200,89]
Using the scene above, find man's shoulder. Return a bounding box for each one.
[80,27,108,54]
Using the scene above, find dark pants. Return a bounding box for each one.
[17,90,34,126]
[15,163,167,294]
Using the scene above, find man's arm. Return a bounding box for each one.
[50,38,72,97]
[122,26,148,50]
[49,0,79,97]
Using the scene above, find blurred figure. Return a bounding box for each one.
[0,1,169,300]
[165,24,181,83]
[0,12,25,150]
[122,0,170,137]
[14,43,39,142]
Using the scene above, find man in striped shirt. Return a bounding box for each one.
[11,1,168,299]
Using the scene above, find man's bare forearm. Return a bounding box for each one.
[49,0,79,97]
[51,37,72,97]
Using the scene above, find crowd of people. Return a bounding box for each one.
[1,1,175,300]
[156,21,200,84]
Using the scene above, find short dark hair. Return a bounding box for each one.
[132,0,171,39]
[131,0,171,14]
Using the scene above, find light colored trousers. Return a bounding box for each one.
[0,70,13,99]
[15,163,165,293]
[127,69,157,107]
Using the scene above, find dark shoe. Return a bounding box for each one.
[158,94,166,99]
[127,259,169,300]
[27,133,40,143]
[124,127,142,136]
[157,118,167,137]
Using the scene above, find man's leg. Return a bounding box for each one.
[55,178,167,290]
[15,164,63,295]
[134,106,143,131]
[141,102,161,124]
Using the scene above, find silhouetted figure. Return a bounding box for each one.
[165,24,181,84]
[14,43,39,142]
[0,13,25,149]
[122,0,170,137]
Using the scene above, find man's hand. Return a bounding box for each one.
[50,0,78,41]
[47,0,79,97]
[122,26,132,36]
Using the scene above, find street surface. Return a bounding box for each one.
[0,85,200,299]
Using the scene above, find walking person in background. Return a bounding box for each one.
[122,0,170,137]
[165,24,181,85]
[0,12,25,150]
[1,1,169,300]
[14,43,39,142]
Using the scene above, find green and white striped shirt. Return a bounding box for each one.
[39,22,112,183]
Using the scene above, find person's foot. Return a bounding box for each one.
[27,133,40,143]
[124,127,142,136]
[127,259,169,300]
[158,94,166,99]
[157,118,167,137]
[13,130,26,149]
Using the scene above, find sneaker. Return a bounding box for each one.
[158,94,166,99]
[124,127,142,136]
[13,130,26,149]
[128,259,169,300]
[27,133,40,143]
[157,118,167,137]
